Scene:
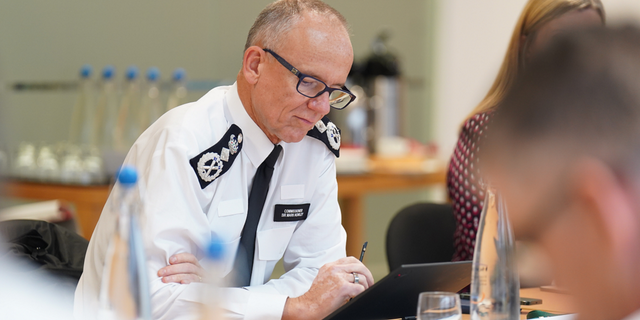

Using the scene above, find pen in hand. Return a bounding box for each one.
[359,241,368,262]
[348,241,369,301]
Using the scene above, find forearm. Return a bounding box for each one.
[150,281,288,320]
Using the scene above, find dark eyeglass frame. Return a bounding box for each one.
[263,48,356,110]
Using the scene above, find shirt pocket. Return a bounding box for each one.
[280,184,305,200]
[217,198,244,217]
[256,224,296,261]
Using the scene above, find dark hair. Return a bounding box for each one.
[488,25,640,167]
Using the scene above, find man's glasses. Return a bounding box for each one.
[263,48,356,110]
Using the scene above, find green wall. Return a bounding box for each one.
[1,0,440,280]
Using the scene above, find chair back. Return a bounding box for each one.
[386,203,456,271]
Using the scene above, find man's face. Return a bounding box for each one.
[491,142,640,319]
[250,14,353,143]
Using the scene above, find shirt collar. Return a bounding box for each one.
[225,82,275,167]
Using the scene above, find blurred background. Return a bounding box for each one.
[1,0,640,281]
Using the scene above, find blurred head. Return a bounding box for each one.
[465,0,605,122]
[237,0,353,144]
[485,26,640,320]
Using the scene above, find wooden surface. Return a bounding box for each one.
[519,287,577,316]
[337,170,446,256]
[2,180,111,239]
[2,167,447,249]
[458,287,577,320]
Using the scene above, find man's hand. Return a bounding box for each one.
[157,252,205,284]
[282,257,374,320]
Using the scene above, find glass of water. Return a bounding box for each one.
[417,291,462,320]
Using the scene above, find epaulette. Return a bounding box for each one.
[189,124,243,189]
[306,116,340,157]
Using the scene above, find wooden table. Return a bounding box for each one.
[2,180,112,239]
[2,168,446,248]
[460,287,577,319]
[337,170,446,256]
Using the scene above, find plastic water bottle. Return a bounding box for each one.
[139,67,162,131]
[98,166,151,320]
[64,65,99,185]
[35,144,60,182]
[114,66,142,152]
[59,144,84,184]
[94,65,119,149]
[166,68,187,111]
[13,142,37,179]
[0,145,8,176]
[83,145,105,184]
[69,64,96,146]
[470,187,520,320]
[200,237,226,320]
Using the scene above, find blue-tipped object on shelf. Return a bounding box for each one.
[172,68,186,82]
[147,67,160,82]
[126,65,139,80]
[80,64,92,78]
[102,65,115,80]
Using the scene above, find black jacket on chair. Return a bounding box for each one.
[0,219,89,287]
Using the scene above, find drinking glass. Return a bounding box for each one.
[417,291,462,320]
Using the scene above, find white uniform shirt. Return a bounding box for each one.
[75,83,347,320]
[625,310,640,320]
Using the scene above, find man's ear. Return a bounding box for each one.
[572,158,638,261]
[241,46,264,85]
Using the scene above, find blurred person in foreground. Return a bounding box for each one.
[447,0,605,262]
[485,26,640,320]
[76,1,373,319]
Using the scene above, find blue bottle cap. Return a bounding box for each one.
[147,67,160,82]
[126,66,139,81]
[117,166,138,186]
[172,68,186,82]
[80,64,92,78]
[102,65,115,80]
[206,237,225,260]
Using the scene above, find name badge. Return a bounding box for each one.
[274,204,310,222]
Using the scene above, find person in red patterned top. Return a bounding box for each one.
[448,112,492,261]
[447,0,605,262]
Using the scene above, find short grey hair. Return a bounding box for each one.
[244,0,349,52]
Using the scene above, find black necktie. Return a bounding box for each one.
[230,144,282,286]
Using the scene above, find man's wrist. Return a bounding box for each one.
[282,296,308,320]
[282,297,303,320]
[282,297,296,320]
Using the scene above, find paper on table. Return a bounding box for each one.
[0,200,67,222]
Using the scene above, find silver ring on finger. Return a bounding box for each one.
[353,272,359,284]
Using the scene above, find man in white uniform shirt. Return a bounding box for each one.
[485,26,640,320]
[75,1,373,319]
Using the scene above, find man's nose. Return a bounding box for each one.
[308,92,331,115]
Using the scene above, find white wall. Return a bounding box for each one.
[432,0,640,160]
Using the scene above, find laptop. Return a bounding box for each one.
[324,261,472,320]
